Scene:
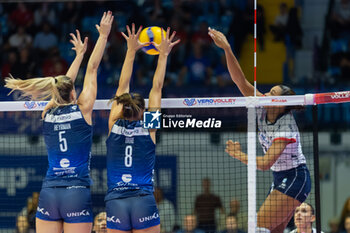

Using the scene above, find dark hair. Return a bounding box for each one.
[277,85,304,112]
[304,202,315,215]
[111,93,145,119]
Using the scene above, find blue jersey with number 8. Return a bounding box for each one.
[106,119,155,199]
[42,104,92,187]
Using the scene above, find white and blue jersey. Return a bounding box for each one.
[42,104,92,187]
[105,119,155,199]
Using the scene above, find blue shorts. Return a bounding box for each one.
[106,194,160,230]
[36,186,93,223]
[270,164,311,203]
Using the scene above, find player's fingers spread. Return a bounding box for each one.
[171,39,181,47]
[76,30,81,41]
[121,32,128,40]
[132,23,135,35]
[126,25,131,36]
[136,25,143,37]
[169,31,176,41]
[95,25,100,31]
[83,37,88,45]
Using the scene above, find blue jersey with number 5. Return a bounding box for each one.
[42,104,92,187]
[106,119,155,199]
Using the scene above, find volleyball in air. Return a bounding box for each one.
[139,26,166,55]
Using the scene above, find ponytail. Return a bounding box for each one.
[5,74,74,106]
[110,93,145,119]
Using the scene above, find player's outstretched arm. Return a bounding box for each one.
[148,27,180,143]
[225,140,289,170]
[208,27,262,97]
[78,11,113,120]
[115,24,146,97]
[66,29,88,83]
[108,24,146,129]
[148,27,180,112]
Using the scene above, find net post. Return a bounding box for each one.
[246,97,257,233]
[313,105,322,233]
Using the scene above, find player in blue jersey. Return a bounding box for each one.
[105,24,180,233]
[209,28,311,233]
[5,11,113,233]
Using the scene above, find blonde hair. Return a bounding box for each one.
[5,74,74,106]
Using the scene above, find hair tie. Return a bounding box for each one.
[124,106,132,110]
[53,77,58,84]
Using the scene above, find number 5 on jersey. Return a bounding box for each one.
[59,131,68,152]
[125,145,132,167]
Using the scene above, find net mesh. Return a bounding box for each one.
[0,101,318,233]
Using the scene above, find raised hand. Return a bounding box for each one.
[225,140,242,159]
[208,27,230,50]
[121,23,146,53]
[153,27,180,56]
[95,11,114,38]
[70,29,88,56]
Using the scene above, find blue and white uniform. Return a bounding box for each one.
[257,107,311,203]
[105,119,159,230]
[36,104,93,223]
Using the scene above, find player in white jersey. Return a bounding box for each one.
[5,11,113,233]
[209,28,311,233]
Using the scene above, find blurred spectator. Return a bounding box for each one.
[176,215,205,233]
[15,215,34,233]
[290,203,324,233]
[19,197,36,231]
[328,217,340,233]
[59,2,81,41]
[270,3,289,42]
[9,3,33,29]
[178,43,212,86]
[191,21,212,48]
[340,215,350,233]
[220,215,245,233]
[215,54,232,87]
[8,26,32,50]
[41,48,68,77]
[194,178,224,233]
[154,187,176,233]
[339,198,350,232]
[13,48,35,80]
[93,212,107,233]
[33,22,58,52]
[286,7,303,50]
[330,0,350,38]
[229,199,240,217]
[34,2,56,28]
[1,50,18,81]
[228,0,265,57]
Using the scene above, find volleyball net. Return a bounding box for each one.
[0,91,349,233]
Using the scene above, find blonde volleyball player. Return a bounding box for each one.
[5,11,113,233]
[209,28,311,233]
[105,24,179,233]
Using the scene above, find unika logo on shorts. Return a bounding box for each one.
[278,178,288,189]
[143,110,161,129]
[67,209,90,217]
[107,216,121,223]
[37,207,50,216]
[139,212,159,222]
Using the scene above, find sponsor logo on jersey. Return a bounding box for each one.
[107,216,121,223]
[67,209,90,217]
[183,98,197,106]
[37,207,50,216]
[60,158,70,168]
[139,212,159,222]
[122,174,132,183]
[143,110,161,129]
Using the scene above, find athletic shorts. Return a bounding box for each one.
[106,194,160,230]
[270,164,311,203]
[36,186,93,223]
